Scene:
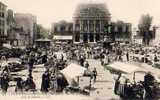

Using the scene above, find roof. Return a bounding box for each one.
[0,2,7,7]
[74,3,110,19]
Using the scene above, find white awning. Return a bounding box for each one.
[107,62,143,74]
[61,63,86,84]
[53,35,72,40]
[35,38,51,42]
[3,44,12,49]
[7,58,22,64]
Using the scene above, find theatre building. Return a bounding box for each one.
[51,3,132,44]
[73,4,111,43]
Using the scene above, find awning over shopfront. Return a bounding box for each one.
[3,43,12,49]
[53,35,73,40]
[35,38,51,42]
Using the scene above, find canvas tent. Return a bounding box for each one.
[107,62,143,74]
[7,58,22,64]
[61,63,86,84]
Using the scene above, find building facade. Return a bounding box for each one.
[51,3,132,44]
[7,9,16,46]
[111,21,132,43]
[10,26,30,46]
[14,13,37,45]
[52,20,73,42]
[0,2,7,46]
[73,4,111,43]
[7,12,36,47]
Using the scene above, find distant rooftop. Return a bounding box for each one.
[74,3,110,18]
[0,1,7,7]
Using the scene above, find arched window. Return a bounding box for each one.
[75,34,80,42]
[83,33,88,43]
[89,34,94,42]
[95,34,100,42]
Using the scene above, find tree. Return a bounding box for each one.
[36,24,49,39]
[138,14,153,45]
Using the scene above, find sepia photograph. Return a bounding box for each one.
[0,0,160,99]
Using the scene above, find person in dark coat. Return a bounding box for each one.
[0,73,9,93]
[41,71,50,93]
[24,75,36,91]
[15,77,23,92]
[114,73,121,94]
[79,55,84,67]
[84,61,89,69]
[92,68,97,82]
[144,72,155,99]
[154,54,158,62]
[61,54,64,61]
[28,55,35,75]
[56,73,68,92]
[144,72,155,86]
[126,52,129,61]
[42,55,47,64]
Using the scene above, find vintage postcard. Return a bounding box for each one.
[0,0,160,100]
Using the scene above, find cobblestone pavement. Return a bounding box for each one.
[3,58,121,99]
[87,59,119,100]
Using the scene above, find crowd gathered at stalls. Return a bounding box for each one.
[0,43,160,95]
[0,44,98,94]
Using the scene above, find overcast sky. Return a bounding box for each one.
[1,0,160,28]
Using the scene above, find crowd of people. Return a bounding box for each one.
[0,43,99,94]
[0,42,160,95]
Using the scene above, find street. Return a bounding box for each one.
[87,59,119,99]
[0,58,120,100]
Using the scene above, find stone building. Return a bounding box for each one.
[0,2,7,46]
[111,21,132,43]
[52,20,73,43]
[10,26,30,46]
[73,3,111,43]
[7,9,16,46]
[14,13,37,45]
[6,12,37,47]
[51,3,132,44]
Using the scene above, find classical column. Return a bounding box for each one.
[80,20,83,42]
[87,20,90,33]
[94,20,96,43]
[80,34,83,43]
[93,34,95,43]
[94,20,96,33]
[73,20,76,43]
[80,20,82,33]
[100,20,102,33]
[87,20,90,42]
